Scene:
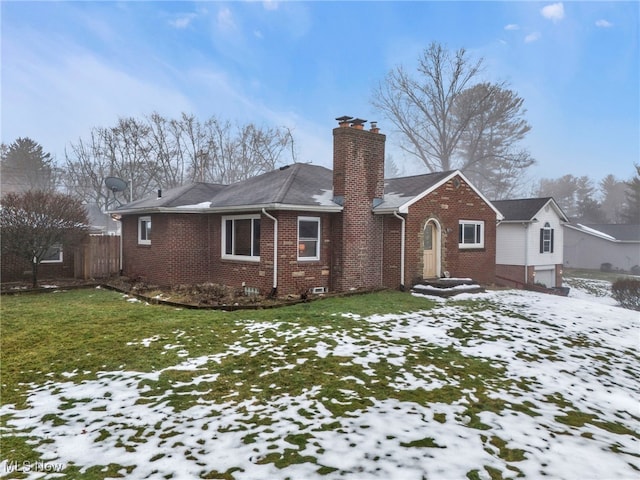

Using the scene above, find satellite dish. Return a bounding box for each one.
[105,177,129,209]
[105,177,128,193]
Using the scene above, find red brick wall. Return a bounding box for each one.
[382,215,403,289]
[121,214,210,286]
[332,124,386,291]
[405,174,497,286]
[209,211,334,296]
[496,264,563,288]
[496,264,531,287]
[121,211,335,296]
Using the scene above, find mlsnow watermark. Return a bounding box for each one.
[2,460,66,474]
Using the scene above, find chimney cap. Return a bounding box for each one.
[336,115,353,124]
[350,118,367,126]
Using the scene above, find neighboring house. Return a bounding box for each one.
[1,204,120,283]
[85,203,120,235]
[492,197,569,288]
[111,118,502,296]
[564,223,640,272]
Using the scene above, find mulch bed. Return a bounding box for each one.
[0,277,386,310]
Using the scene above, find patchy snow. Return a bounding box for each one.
[1,288,638,479]
[174,201,212,209]
[412,283,480,293]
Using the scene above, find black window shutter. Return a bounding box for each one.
[539,228,544,253]
[550,229,554,253]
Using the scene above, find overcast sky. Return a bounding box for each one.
[2,1,638,185]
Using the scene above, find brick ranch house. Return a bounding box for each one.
[111,117,502,296]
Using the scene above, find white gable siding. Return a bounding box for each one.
[496,223,526,264]
[496,202,565,268]
[528,206,564,266]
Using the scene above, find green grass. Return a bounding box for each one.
[0,288,433,409]
[1,287,635,479]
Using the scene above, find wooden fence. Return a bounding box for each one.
[74,235,120,280]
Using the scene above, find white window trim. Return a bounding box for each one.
[297,216,321,261]
[41,244,63,263]
[542,222,553,253]
[458,220,485,249]
[138,216,151,245]
[222,214,261,262]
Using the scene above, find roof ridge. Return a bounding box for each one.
[273,163,301,204]
[385,170,454,182]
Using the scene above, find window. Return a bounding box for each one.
[458,220,484,249]
[298,217,320,261]
[222,215,261,260]
[138,216,151,245]
[41,244,63,263]
[540,222,554,253]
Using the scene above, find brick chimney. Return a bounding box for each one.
[332,116,385,205]
[331,116,386,291]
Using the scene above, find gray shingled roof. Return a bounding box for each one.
[112,164,339,214]
[492,197,565,222]
[581,224,640,242]
[112,164,495,216]
[209,163,335,208]
[116,183,227,210]
[373,171,455,212]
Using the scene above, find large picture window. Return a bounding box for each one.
[138,216,151,245]
[298,217,320,261]
[222,215,261,261]
[458,220,484,249]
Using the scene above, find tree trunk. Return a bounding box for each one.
[31,260,39,288]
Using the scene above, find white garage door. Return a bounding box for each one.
[535,267,555,288]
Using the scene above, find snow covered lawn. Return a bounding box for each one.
[1,287,638,479]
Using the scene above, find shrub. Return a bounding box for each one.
[600,263,613,273]
[611,278,640,311]
[630,265,640,276]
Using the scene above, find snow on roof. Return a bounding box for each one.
[576,223,617,241]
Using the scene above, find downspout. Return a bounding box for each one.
[119,220,123,276]
[393,211,406,291]
[524,222,529,285]
[262,208,278,297]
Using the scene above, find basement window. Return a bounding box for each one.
[458,220,484,249]
[138,216,151,245]
[298,217,320,261]
[222,215,261,261]
[41,244,63,263]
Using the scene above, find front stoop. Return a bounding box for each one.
[411,278,484,298]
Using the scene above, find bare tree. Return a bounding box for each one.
[64,113,296,208]
[1,138,58,193]
[372,42,535,196]
[1,190,89,287]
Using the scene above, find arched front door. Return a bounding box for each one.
[423,220,440,278]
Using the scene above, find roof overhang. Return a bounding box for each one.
[374,170,504,220]
[540,198,570,223]
[110,202,343,216]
